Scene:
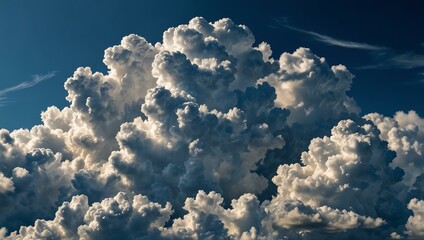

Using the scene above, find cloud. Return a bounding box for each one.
[0,17,423,239]
[420,73,424,83]
[0,72,57,106]
[358,52,424,70]
[365,111,424,198]
[274,19,424,71]
[276,21,387,51]
[0,172,14,193]
[3,192,173,240]
[260,47,360,125]
[406,198,424,239]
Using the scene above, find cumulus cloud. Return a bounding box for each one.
[365,111,424,195]
[0,172,14,193]
[0,17,423,239]
[260,47,360,125]
[3,192,172,240]
[406,198,424,239]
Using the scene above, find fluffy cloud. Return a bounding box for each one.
[107,82,285,207]
[0,129,75,231]
[0,17,423,239]
[261,48,360,125]
[0,172,14,193]
[365,111,424,193]
[406,198,424,239]
[265,119,404,239]
[3,192,172,240]
[272,120,402,215]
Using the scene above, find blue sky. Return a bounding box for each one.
[0,0,423,130]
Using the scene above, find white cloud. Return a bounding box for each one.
[365,111,424,197]
[0,172,14,193]
[270,119,403,227]
[261,47,360,125]
[4,192,173,240]
[0,72,56,106]
[358,52,424,70]
[0,17,423,240]
[406,198,424,239]
[275,19,424,71]
[277,22,387,51]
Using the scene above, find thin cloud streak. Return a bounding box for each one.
[0,72,57,106]
[285,25,388,51]
[358,52,424,70]
[274,19,388,51]
[418,72,424,83]
[274,18,424,71]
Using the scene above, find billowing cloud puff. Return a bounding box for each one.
[0,129,74,231]
[266,119,403,239]
[406,198,424,239]
[3,192,172,240]
[0,172,14,193]
[272,119,402,216]
[365,111,424,193]
[106,82,286,208]
[261,48,360,125]
[0,17,423,239]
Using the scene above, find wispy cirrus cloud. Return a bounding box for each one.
[418,72,424,83]
[276,21,388,51]
[0,72,57,106]
[273,17,388,51]
[357,52,424,70]
[274,18,424,71]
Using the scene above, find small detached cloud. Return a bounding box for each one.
[0,17,423,239]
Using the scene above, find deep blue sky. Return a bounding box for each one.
[0,0,423,130]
